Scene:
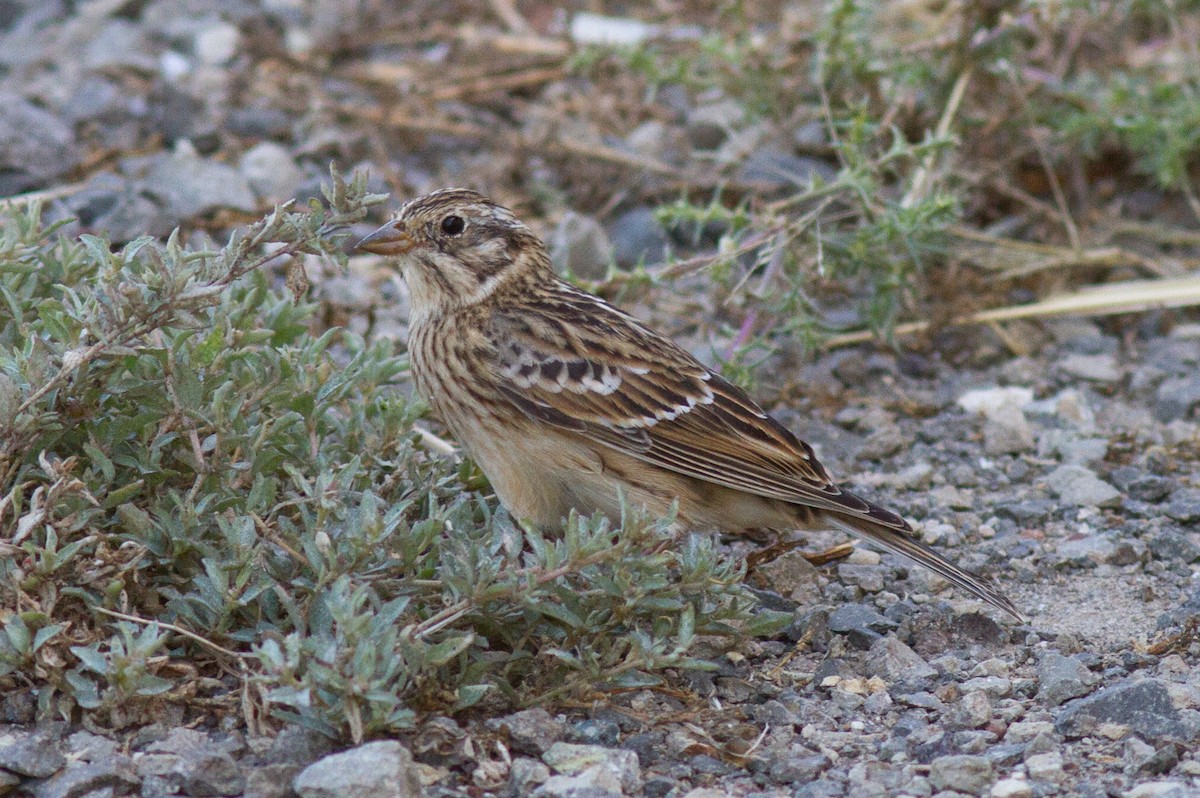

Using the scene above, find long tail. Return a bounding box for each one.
[825,512,1023,621]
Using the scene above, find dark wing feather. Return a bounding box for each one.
[485,286,1023,620]
[485,287,889,523]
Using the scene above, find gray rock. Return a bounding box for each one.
[1110,467,1174,502]
[991,777,1034,798]
[1055,679,1193,743]
[953,690,992,728]
[928,754,994,795]
[264,726,338,766]
[541,743,640,795]
[995,499,1054,524]
[533,771,621,797]
[836,563,885,593]
[0,730,66,777]
[755,549,821,603]
[830,604,897,648]
[194,20,240,66]
[549,212,614,280]
[244,763,302,798]
[855,423,904,460]
[1045,464,1121,507]
[1149,530,1200,563]
[64,731,118,763]
[489,708,568,756]
[1051,535,1116,568]
[571,718,620,747]
[865,637,936,684]
[1166,489,1200,523]
[0,92,79,195]
[60,171,174,241]
[1025,751,1065,783]
[84,18,157,72]
[767,749,830,784]
[624,120,684,164]
[1059,353,1121,383]
[228,106,294,139]
[1039,431,1109,465]
[609,207,669,269]
[30,756,139,798]
[144,728,213,757]
[1038,653,1098,706]
[240,142,304,202]
[293,741,422,798]
[983,404,1036,455]
[736,148,836,191]
[143,146,257,219]
[794,120,827,148]
[1,689,35,724]
[957,387,1036,455]
[509,757,550,795]
[178,750,244,797]
[686,100,745,150]
[1126,782,1192,798]
[148,84,209,145]
[1154,375,1200,422]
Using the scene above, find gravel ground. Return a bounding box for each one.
[1,1,1199,797]
[4,320,1199,798]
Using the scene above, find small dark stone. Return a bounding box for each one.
[1149,530,1200,564]
[0,92,79,195]
[227,106,294,139]
[571,719,620,747]
[641,776,676,798]
[994,499,1055,524]
[0,688,35,723]
[1038,653,1097,706]
[844,626,882,649]
[786,607,831,651]
[620,733,663,766]
[689,753,733,775]
[608,207,669,269]
[912,731,956,764]
[1166,489,1200,524]
[793,777,846,797]
[1055,678,1192,743]
[1154,375,1200,422]
[984,743,1026,767]
[767,752,830,784]
[897,352,939,379]
[1139,743,1181,775]
[909,611,1008,657]
[827,604,897,635]
[149,84,207,145]
[743,586,799,613]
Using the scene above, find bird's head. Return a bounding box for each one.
[357,189,549,316]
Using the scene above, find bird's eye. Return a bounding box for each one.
[440,215,465,236]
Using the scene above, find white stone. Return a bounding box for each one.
[195,22,240,66]
[991,777,1033,798]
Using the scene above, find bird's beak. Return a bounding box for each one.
[356,222,414,256]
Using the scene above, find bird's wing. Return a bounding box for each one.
[485,289,902,526]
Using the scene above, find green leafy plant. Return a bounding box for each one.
[0,170,786,741]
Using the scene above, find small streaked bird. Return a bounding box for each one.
[357,189,1020,619]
